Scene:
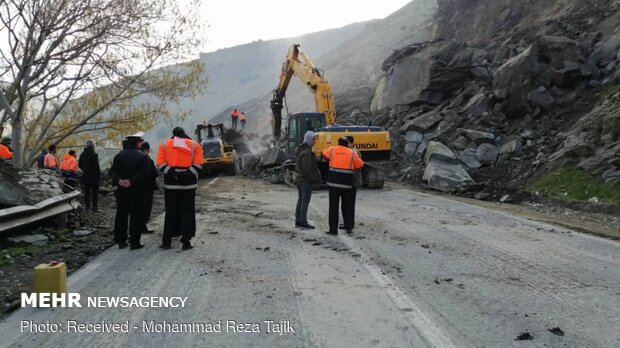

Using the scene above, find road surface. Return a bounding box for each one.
[1,176,619,347]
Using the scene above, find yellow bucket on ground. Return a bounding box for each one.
[33,261,67,294]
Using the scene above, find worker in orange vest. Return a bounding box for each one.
[322,137,364,235]
[0,137,13,160]
[156,126,204,250]
[59,150,78,172]
[43,145,60,170]
[239,112,248,133]
[230,108,240,131]
[59,150,79,188]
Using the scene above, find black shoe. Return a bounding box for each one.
[159,244,172,250]
[129,243,144,250]
[92,207,100,212]
[296,223,315,230]
[325,231,338,236]
[118,242,128,249]
[346,229,353,235]
[182,242,193,250]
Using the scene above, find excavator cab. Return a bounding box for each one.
[285,112,326,152]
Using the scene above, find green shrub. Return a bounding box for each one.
[529,166,620,205]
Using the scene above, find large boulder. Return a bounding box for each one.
[499,138,524,154]
[372,41,473,111]
[259,148,287,168]
[458,128,495,145]
[493,44,542,118]
[404,131,424,144]
[458,143,482,169]
[461,89,489,117]
[476,143,500,166]
[400,110,444,133]
[0,161,65,208]
[538,36,584,70]
[424,141,460,165]
[423,161,475,192]
[527,86,555,109]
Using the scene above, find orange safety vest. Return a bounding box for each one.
[322,145,363,189]
[230,109,240,118]
[157,137,204,190]
[44,153,59,169]
[239,113,247,121]
[0,144,12,159]
[59,154,78,172]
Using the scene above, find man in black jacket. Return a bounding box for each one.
[294,131,321,229]
[109,133,149,250]
[78,140,101,211]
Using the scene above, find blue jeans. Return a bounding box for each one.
[295,180,312,225]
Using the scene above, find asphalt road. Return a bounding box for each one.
[1,176,619,347]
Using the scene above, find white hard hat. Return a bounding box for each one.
[126,131,145,140]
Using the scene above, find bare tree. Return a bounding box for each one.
[0,0,207,165]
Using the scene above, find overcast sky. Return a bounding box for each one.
[200,0,412,52]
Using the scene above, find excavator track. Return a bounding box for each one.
[365,164,385,189]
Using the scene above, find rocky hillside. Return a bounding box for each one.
[360,0,620,199]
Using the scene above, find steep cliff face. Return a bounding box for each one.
[365,0,620,194]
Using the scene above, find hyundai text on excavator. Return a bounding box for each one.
[270,44,391,188]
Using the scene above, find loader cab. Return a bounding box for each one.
[286,112,326,152]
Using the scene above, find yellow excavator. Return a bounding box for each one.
[271,44,391,188]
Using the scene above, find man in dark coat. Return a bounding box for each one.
[78,140,101,211]
[294,131,321,229]
[109,133,149,250]
[36,149,48,169]
[140,141,159,234]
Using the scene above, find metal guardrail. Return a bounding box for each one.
[0,190,81,234]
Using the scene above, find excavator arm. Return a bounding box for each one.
[271,44,336,138]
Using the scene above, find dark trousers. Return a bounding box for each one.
[329,186,354,233]
[163,189,196,245]
[144,189,153,221]
[341,187,357,228]
[83,183,99,209]
[143,189,154,232]
[295,181,312,225]
[113,188,144,245]
[231,117,238,131]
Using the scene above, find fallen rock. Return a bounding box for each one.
[424,141,460,165]
[404,143,419,157]
[73,229,94,237]
[8,234,49,246]
[500,138,523,154]
[400,110,444,133]
[527,86,555,109]
[476,143,500,165]
[493,44,540,118]
[461,89,489,117]
[259,148,286,168]
[423,161,475,192]
[515,332,534,341]
[459,144,482,169]
[451,136,470,151]
[458,128,495,145]
[548,327,565,336]
[499,194,512,203]
[404,131,424,144]
[538,36,584,69]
